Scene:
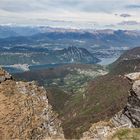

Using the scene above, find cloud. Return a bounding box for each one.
[120,14,132,18]
[118,21,140,26]
[126,4,140,9]
[0,0,135,13]
[0,0,139,30]
[105,21,140,30]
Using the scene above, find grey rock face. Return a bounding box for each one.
[112,72,140,128]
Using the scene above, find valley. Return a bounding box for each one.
[1,0,140,139]
[0,25,140,139]
[14,64,108,111]
[1,27,140,73]
[13,46,140,139]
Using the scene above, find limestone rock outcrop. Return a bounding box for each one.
[0,67,12,82]
[0,68,64,140]
[112,72,140,128]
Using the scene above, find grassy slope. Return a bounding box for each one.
[61,75,131,139]
[109,59,140,75]
[109,47,140,75]
[109,128,140,140]
[45,87,70,114]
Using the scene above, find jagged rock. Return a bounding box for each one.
[81,121,115,140]
[125,72,140,81]
[133,80,140,97]
[112,111,134,128]
[0,68,12,82]
[113,72,140,128]
[0,69,64,140]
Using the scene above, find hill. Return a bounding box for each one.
[109,47,140,75]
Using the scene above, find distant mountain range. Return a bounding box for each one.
[0,25,40,38]
[0,46,99,68]
[0,25,140,74]
[0,25,140,69]
[0,26,140,50]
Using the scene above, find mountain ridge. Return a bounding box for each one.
[109,47,140,75]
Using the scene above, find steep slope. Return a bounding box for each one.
[82,72,140,140]
[112,72,140,128]
[109,59,140,75]
[109,47,140,75]
[0,68,64,140]
[116,47,140,61]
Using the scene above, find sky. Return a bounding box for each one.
[0,0,140,29]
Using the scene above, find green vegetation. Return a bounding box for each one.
[61,74,131,139]
[14,59,138,139]
[110,128,140,140]
[109,59,140,75]
[45,87,70,114]
[14,64,110,138]
[109,47,140,75]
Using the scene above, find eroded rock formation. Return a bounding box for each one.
[0,68,64,140]
[112,72,140,128]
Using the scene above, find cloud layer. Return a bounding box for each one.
[0,0,140,29]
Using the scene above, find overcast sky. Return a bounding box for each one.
[0,0,140,29]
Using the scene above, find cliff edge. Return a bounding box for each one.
[82,72,140,140]
[0,68,64,140]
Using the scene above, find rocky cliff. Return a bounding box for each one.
[0,68,64,140]
[1,67,140,140]
[82,72,140,140]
